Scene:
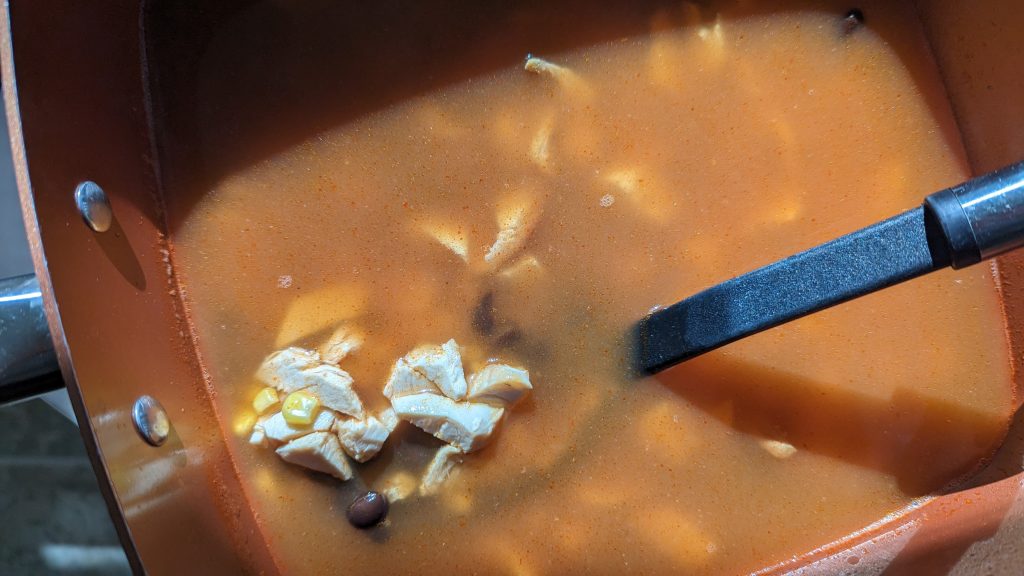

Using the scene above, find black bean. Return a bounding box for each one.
[471,291,496,336]
[347,491,388,529]
[842,9,864,35]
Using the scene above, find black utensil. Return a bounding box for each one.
[634,161,1024,374]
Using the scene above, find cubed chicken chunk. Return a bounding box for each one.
[379,471,417,503]
[256,347,321,393]
[759,439,797,459]
[305,364,365,419]
[524,56,593,102]
[530,117,554,169]
[419,444,464,496]
[249,426,267,447]
[249,414,275,447]
[274,284,367,347]
[257,347,364,420]
[405,339,468,401]
[420,220,469,262]
[604,168,676,223]
[378,407,400,433]
[275,431,354,481]
[390,393,504,453]
[383,359,442,400]
[468,364,533,407]
[319,324,364,364]
[697,17,726,64]
[484,194,541,268]
[261,410,336,445]
[524,56,569,77]
[334,415,391,463]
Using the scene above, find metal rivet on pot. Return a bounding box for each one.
[74,181,112,232]
[132,395,170,446]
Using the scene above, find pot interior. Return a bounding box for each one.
[10,0,1024,573]
[143,0,1024,573]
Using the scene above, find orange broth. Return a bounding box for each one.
[169,2,1014,573]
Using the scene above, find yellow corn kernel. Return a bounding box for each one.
[282,390,319,426]
[252,387,280,415]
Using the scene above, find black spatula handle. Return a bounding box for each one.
[635,161,1024,374]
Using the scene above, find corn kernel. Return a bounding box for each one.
[252,387,280,414]
[282,390,319,426]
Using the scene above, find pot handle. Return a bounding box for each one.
[0,274,62,403]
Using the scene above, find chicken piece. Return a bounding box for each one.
[646,5,704,89]
[379,471,418,503]
[249,426,267,447]
[529,117,554,169]
[420,220,469,262]
[383,359,442,400]
[484,194,541,268]
[319,324,364,364]
[334,415,391,463]
[498,255,542,279]
[275,431,354,481]
[523,56,592,101]
[420,445,464,496]
[390,393,504,453]
[468,364,533,407]
[261,410,336,445]
[378,407,400,432]
[759,439,797,459]
[255,347,321,393]
[606,170,641,197]
[306,364,365,419]
[604,169,675,223]
[697,17,725,61]
[249,414,272,447]
[274,283,367,347]
[257,347,364,417]
[524,56,569,77]
[405,339,469,401]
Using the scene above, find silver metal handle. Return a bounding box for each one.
[0,274,62,402]
[925,161,1024,269]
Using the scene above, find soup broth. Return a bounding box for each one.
[168,1,1015,573]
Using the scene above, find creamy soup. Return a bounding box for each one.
[168,1,1014,573]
